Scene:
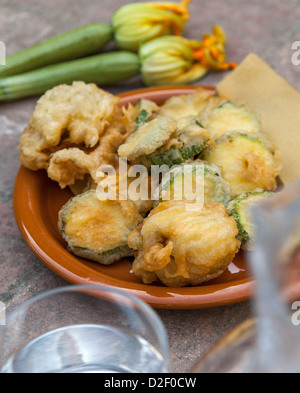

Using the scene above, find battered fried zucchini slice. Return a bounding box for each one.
[128,201,241,287]
[58,190,142,265]
[227,190,272,250]
[200,102,261,139]
[135,99,159,128]
[203,132,282,197]
[118,116,177,161]
[137,116,214,169]
[158,89,225,121]
[157,161,231,206]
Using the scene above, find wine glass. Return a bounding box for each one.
[0,285,169,373]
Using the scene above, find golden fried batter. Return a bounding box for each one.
[45,102,136,189]
[158,88,226,121]
[203,132,282,197]
[58,191,143,265]
[128,201,241,287]
[118,116,177,161]
[19,81,120,171]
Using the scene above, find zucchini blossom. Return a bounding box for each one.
[140,25,236,86]
[111,1,191,52]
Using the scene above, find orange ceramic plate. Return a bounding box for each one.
[13,86,254,309]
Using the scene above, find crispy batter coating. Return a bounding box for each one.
[19,81,120,171]
[158,88,226,121]
[203,132,282,197]
[18,84,283,280]
[95,162,154,216]
[46,103,136,189]
[58,190,143,265]
[118,116,177,161]
[128,201,241,287]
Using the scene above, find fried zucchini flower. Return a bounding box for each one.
[111,1,191,52]
[128,201,240,287]
[46,105,136,189]
[19,81,120,171]
[139,25,236,86]
[19,82,138,189]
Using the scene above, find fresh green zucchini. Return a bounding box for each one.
[202,131,282,197]
[157,161,231,206]
[0,51,140,101]
[136,116,213,169]
[0,23,113,78]
[200,102,261,139]
[227,190,272,249]
[58,190,142,265]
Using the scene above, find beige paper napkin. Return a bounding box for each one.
[217,53,300,185]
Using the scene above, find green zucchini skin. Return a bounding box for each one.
[0,23,113,78]
[227,190,272,248]
[140,143,205,169]
[135,117,213,170]
[156,161,231,206]
[0,51,140,101]
[58,190,142,265]
[69,245,135,266]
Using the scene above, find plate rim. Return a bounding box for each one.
[13,85,254,309]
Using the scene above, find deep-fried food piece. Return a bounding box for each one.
[227,190,273,250]
[134,99,159,128]
[157,161,231,207]
[138,116,214,169]
[118,116,177,161]
[47,105,136,189]
[128,201,240,287]
[200,102,261,139]
[19,81,120,171]
[125,116,214,169]
[203,131,282,197]
[158,88,224,120]
[47,147,95,189]
[58,190,143,265]
[89,105,137,169]
[95,162,154,216]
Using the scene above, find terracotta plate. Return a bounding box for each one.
[13,86,254,309]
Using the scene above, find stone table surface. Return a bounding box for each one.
[0,0,299,373]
